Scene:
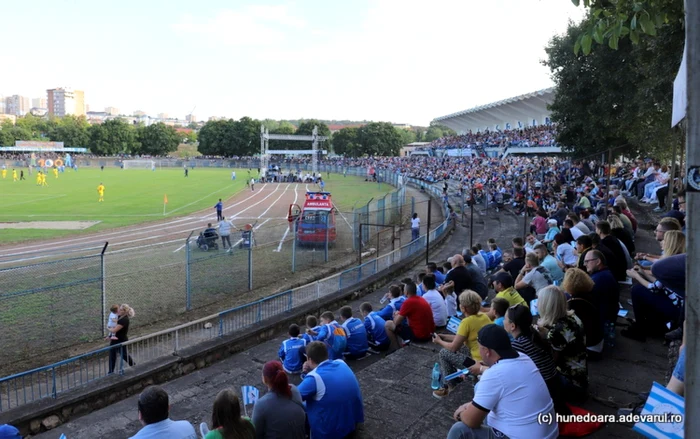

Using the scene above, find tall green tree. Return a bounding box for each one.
[88,119,139,155]
[295,120,331,138]
[331,127,360,156]
[231,116,262,156]
[269,121,297,150]
[138,123,180,156]
[544,15,684,157]
[396,128,417,145]
[424,123,456,142]
[197,119,236,156]
[357,122,403,156]
[49,115,90,147]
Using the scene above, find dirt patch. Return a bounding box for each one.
[0,221,101,230]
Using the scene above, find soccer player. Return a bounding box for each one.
[41,172,48,186]
[12,169,18,182]
[97,182,105,202]
[36,171,42,185]
[1,168,6,179]
[53,167,59,179]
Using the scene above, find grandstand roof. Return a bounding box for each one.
[433,88,554,133]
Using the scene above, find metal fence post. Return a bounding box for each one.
[325,213,329,263]
[100,242,109,335]
[248,241,253,291]
[292,218,297,273]
[218,315,224,337]
[185,233,192,310]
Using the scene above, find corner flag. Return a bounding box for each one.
[164,194,168,204]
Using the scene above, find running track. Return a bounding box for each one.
[0,182,339,265]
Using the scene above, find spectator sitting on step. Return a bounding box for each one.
[536,286,588,403]
[441,254,471,296]
[635,217,682,266]
[416,272,427,296]
[359,302,391,351]
[489,272,527,308]
[462,254,489,299]
[584,249,620,328]
[515,252,553,299]
[487,297,509,328]
[204,389,255,439]
[129,385,197,439]
[497,246,526,281]
[447,324,559,439]
[338,306,369,360]
[301,315,320,344]
[376,284,405,320]
[252,361,306,439]
[306,311,347,361]
[299,342,364,439]
[384,279,434,349]
[278,324,307,374]
[553,233,577,269]
[467,246,487,274]
[432,290,492,399]
[421,273,448,329]
[561,268,604,359]
[427,261,446,285]
[534,243,564,283]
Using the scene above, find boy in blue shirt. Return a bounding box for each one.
[338,306,369,360]
[299,342,364,439]
[360,302,390,351]
[302,315,321,344]
[377,285,405,320]
[306,311,347,361]
[278,324,307,374]
[427,262,445,285]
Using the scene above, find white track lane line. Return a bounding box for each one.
[165,185,242,216]
[228,184,282,220]
[2,185,272,257]
[333,202,353,232]
[174,185,289,253]
[275,184,299,252]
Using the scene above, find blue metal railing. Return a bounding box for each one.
[0,176,452,413]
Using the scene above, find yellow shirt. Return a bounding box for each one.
[456,313,492,361]
[495,287,527,307]
[97,185,105,193]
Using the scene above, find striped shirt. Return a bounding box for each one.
[512,335,557,381]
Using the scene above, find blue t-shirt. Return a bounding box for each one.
[377,297,405,320]
[299,360,364,439]
[129,419,197,439]
[364,312,390,346]
[314,321,346,360]
[341,317,369,356]
[417,284,426,297]
[302,325,321,344]
[432,270,446,285]
[215,201,223,211]
[278,337,307,373]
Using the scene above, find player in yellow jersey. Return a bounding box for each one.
[1,168,6,179]
[97,183,105,202]
[13,169,18,182]
[41,172,48,187]
[36,171,42,186]
[53,167,58,179]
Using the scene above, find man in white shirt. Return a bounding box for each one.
[421,274,448,327]
[411,213,421,241]
[448,325,558,439]
[218,216,234,250]
[130,386,196,439]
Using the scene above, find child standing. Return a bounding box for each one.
[106,305,119,340]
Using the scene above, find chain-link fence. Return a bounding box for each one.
[0,253,105,369]
[0,170,419,372]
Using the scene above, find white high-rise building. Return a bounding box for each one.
[47,88,86,117]
[32,97,47,109]
[105,106,120,116]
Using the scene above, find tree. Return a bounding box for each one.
[331,127,360,156]
[357,122,403,156]
[138,123,180,156]
[269,121,297,150]
[231,116,262,156]
[544,15,684,157]
[49,115,90,148]
[295,120,331,138]
[396,128,417,145]
[88,119,139,155]
[569,0,684,54]
[197,119,237,156]
[424,123,456,142]
[182,131,197,144]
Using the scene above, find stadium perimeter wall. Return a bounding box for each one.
[0,183,453,436]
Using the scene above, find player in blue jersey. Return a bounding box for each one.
[278,324,307,374]
[360,302,391,351]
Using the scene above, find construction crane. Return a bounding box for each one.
[187,105,196,123]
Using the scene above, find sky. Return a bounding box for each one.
[1,0,584,126]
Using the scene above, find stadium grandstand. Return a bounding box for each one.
[427,88,563,158]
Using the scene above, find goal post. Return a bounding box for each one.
[122,160,158,169]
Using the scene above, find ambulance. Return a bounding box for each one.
[288,192,337,245]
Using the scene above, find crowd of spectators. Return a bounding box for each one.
[428,125,558,150]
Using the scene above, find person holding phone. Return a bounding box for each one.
[431,290,491,399]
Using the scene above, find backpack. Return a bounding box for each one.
[327,324,347,354]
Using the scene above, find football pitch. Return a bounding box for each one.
[0,168,393,244]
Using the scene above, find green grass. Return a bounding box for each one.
[0,168,394,244]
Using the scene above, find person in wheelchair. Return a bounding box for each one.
[198,223,220,251]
